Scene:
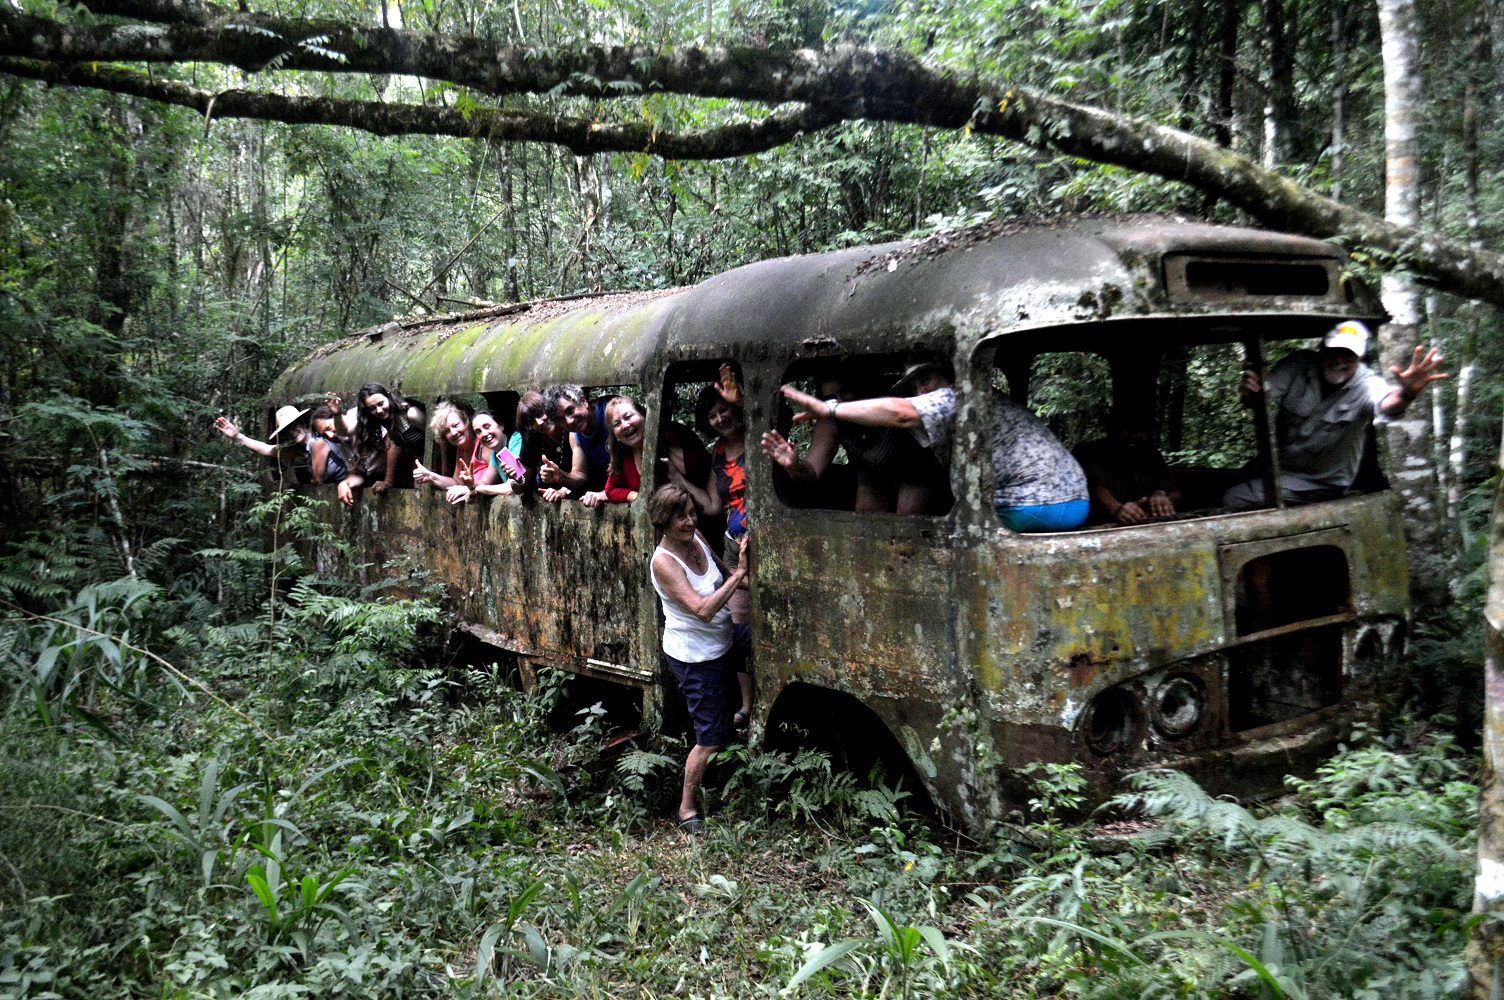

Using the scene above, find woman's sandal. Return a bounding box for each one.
[677,814,706,834]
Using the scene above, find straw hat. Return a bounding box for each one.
[892,353,955,393]
[269,404,311,440]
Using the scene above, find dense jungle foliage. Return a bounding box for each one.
[3,0,1504,994]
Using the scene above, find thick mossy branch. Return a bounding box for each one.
[0,59,842,157]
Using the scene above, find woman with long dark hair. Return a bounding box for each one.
[446,409,526,502]
[343,382,425,499]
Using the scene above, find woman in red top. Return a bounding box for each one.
[582,397,646,506]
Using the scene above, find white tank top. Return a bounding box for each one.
[650,534,733,663]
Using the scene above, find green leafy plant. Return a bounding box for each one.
[470,878,550,989]
[244,833,359,953]
[3,576,159,732]
[137,756,254,889]
[786,897,972,997]
[1110,744,1475,998]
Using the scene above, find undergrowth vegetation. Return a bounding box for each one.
[0,511,1482,998]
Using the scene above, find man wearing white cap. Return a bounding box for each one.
[1223,321,1448,510]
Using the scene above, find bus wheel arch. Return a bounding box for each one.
[759,682,938,818]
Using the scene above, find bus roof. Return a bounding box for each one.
[271,216,1384,400]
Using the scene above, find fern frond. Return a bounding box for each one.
[616,749,676,777]
[792,749,833,774]
[134,537,182,573]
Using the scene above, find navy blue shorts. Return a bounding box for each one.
[663,649,735,748]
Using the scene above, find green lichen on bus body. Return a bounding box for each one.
[273,296,680,400]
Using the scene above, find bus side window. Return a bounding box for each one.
[1024,351,1112,451]
[770,354,952,517]
[1153,342,1257,512]
[377,395,425,491]
[579,384,644,493]
[659,362,742,550]
[427,393,491,474]
[1006,351,1122,528]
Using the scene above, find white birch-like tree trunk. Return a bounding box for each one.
[1465,10,1500,987]
[1451,32,1485,552]
[1466,418,1504,996]
[1449,363,1476,545]
[1377,0,1443,600]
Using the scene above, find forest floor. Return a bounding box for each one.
[0,581,1481,999]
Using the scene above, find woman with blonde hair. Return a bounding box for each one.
[415,399,500,503]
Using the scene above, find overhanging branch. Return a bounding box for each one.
[0,12,958,113]
[969,92,1504,306]
[0,59,843,157]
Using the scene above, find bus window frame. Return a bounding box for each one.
[966,319,1350,533]
[767,351,957,520]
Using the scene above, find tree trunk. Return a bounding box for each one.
[1330,0,1348,199]
[1465,417,1504,997]
[1451,20,1487,551]
[1450,360,1477,546]
[1262,0,1295,165]
[1377,0,1443,602]
[1216,0,1240,148]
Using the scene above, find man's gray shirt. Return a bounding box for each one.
[1266,350,1392,491]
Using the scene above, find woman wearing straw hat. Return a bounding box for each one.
[215,404,310,459]
[215,403,348,486]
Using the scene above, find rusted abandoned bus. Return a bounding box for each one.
[270,216,1407,829]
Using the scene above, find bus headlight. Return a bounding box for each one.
[1083,688,1140,756]
[1151,675,1203,739]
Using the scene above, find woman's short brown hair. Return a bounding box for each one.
[648,483,696,530]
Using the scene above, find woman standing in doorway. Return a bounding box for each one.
[648,484,748,833]
[668,364,754,729]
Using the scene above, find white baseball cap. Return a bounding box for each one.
[1322,320,1370,357]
